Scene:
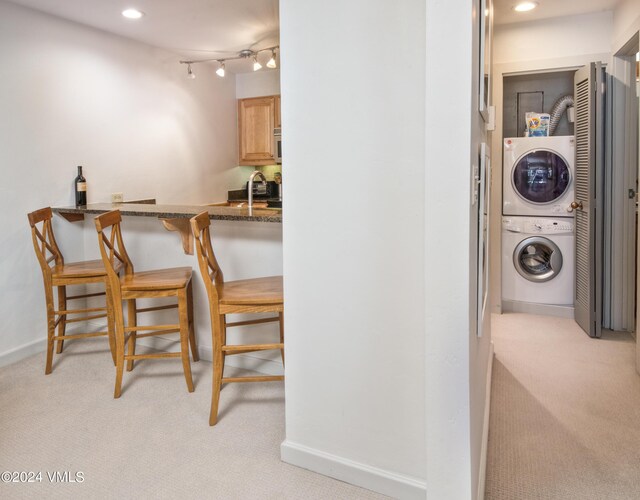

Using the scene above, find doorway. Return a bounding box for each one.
[605,35,639,336]
[617,34,640,369]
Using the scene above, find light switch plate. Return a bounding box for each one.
[111,192,124,204]
[485,105,496,131]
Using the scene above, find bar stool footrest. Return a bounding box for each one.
[54,331,108,340]
[222,375,284,383]
[125,352,182,361]
[222,343,283,353]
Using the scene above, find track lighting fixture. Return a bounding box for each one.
[180,45,278,79]
[266,49,277,69]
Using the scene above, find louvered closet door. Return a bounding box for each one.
[573,63,605,338]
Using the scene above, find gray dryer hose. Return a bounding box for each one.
[549,94,575,136]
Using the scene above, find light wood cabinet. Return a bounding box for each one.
[237,95,281,166]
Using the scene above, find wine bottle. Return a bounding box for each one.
[74,166,87,206]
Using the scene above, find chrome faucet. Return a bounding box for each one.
[248,170,267,210]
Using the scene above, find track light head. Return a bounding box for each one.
[266,49,277,69]
[216,61,225,78]
[253,55,262,71]
[187,63,195,79]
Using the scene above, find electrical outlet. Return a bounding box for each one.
[111,192,124,204]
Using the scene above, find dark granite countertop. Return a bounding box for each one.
[52,202,282,223]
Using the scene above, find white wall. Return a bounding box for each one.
[236,69,280,98]
[494,11,613,66]
[467,1,494,497]
[613,0,640,52]
[425,0,493,498]
[0,0,239,364]
[280,0,494,496]
[279,0,427,497]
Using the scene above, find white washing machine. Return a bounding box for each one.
[503,136,575,217]
[502,216,574,307]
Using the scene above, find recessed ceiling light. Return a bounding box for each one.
[513,1,538,12]
[122,8,144,19]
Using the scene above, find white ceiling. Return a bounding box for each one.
[494,0,620,25]
[7,0,279,72]
[7,0,622,60]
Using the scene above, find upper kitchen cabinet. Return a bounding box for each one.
[238,95,281,166]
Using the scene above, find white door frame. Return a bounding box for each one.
[616,33,640,372]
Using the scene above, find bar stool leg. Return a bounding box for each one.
[279,311,285,366]
[44,287,56,375]
[187,281,199,362]
[113,323,125,398]
[56,286,67,354]
[126,299,137,372]
[209,315,225,426]
[221,317,227,373]
[178,288,194,393]
[105,284,117,365]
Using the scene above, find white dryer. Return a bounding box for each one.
[502,216,574,307]
[503,136,575,217]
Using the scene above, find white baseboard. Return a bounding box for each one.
[280,440,426,500]
[135,336,283,376]
[502,300,574,319]
[477,341,494,500]
[0,337,46,368]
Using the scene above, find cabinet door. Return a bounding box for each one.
[238,96,275,165]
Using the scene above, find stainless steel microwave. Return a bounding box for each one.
[274,128,282,164]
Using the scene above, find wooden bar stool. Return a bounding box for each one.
[27,207,118,374]
[190,211,284,426]
[94,210,198,398]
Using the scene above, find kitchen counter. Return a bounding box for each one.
[52,202,282,223]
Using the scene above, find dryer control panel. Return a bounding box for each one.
[503,217,574,235]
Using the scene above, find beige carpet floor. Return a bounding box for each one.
[486,313,640,500]
[0,341,387,500]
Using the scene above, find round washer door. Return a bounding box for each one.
[512,149,570,204]
[513,236,563,283]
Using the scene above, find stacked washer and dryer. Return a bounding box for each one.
[502,136,576,316]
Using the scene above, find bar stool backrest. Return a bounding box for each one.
[94,210,134,327]
[27,207,64,280]
[190,212,225,312]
